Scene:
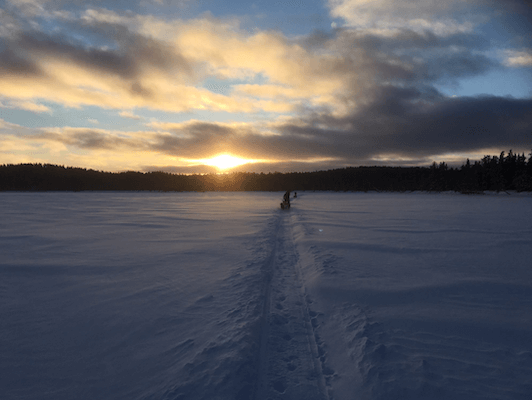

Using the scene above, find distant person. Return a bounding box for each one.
[281,191,290,209]
[294,192,297,198]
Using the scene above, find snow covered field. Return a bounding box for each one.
[1,191,531,400]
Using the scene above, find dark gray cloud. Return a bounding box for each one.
[4,0,193,18]
[326,28,496,87]
[2,26,193,82]
[0,45,43,76]
[0,3,195,95]
[279,24,532,167]
[36,129,147,150]
[482,0,532,47]
[148,121,344,161]
[278,91,532,165]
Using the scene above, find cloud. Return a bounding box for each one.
[0,10,262,113]
[503,49,532,67]
[147,120,271,159]
[327,0,476,35]
[0,98,51,113]
[0,7,358,115]
[119,111,142,120]
[276,90,532,164]
[0,118,68,165]
[34,127,149,151]
[6,0,49,17]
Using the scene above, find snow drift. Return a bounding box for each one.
[1,191,531,400]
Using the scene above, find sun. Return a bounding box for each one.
[202,154,250,170]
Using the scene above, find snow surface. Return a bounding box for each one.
[1,191,532,400]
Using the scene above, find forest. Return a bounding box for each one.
[1,150,532,193]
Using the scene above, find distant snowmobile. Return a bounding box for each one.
[280,191,290,209]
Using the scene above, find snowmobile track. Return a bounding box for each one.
[255,213,330,400]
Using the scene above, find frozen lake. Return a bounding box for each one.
[1,191,532,400]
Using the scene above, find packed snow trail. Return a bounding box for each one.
[255,211,331,400]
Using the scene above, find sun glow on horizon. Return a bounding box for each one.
[201,154,252,170]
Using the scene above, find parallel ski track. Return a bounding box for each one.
[255,211,330,400]
[255,215,281,399]
[286,212,330,400]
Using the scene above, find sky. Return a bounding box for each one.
[1,0,531,174]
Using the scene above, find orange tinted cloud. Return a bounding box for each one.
[0,8,355,116]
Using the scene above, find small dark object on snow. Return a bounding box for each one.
[281,191,290,209]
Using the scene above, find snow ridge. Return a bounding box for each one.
[161,268,263,400]
[160,214,284,400]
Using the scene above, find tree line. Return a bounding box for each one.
[1,150,532,192]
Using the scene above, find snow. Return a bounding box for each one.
[1,191,531,400]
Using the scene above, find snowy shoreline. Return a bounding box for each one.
[2,190,532,198]
[2,192,531,399]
